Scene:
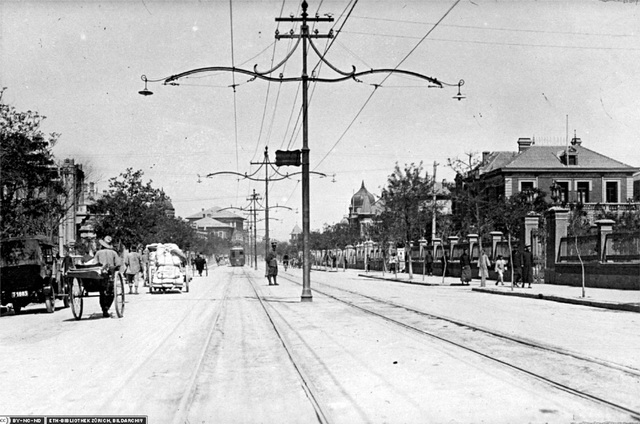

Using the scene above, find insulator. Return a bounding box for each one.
[314,29,319,35]
[290,29,294,35]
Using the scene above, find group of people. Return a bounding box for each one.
[462,245,536,287]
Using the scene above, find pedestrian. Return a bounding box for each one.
[389,252,398,275]
[512,248,523,288]
[494,255,507,285]
[478,248,491,287]
[194,253,206,276]
[460,249,472,285]
[141,247,149,287]
[366,253,372,272]
[283,253,290,271]
[331,252,337,270]
[124,244,143,295]
[425,250,434,276]
[92,236,121,318]
[522,245,534,288]
[266,242,278,285]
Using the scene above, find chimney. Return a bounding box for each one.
[517,137,533,153]
[482,151,491,164]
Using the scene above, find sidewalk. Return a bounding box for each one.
[355,269,640,313]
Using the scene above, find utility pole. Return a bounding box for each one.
[246,189,261,270]
[432,161,438,242]
[275,1,333,302]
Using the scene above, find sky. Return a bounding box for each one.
[2,0,639,242]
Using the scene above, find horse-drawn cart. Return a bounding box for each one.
[65,264,125,320]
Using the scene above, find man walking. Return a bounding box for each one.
[194,254,206,277]
[460,249,472,285]
[425,250,434,276]
[125,245,143,294]
[512,248,523,288]
[93,236,120,318]
[266,242,278,286]
[478,248,491,287]
[522,245,534,288]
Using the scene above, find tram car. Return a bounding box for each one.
[229,246,245,267]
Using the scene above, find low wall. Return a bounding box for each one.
[551,262,640,290]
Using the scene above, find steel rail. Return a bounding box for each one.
[278,273,640,421]
[243,268,333,424]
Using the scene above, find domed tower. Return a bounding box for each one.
[163,199,176,218]
[348,181,379,231]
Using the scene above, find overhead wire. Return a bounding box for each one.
[314,0,462,171]
[228,0,241,204]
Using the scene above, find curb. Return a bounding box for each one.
[472,288,640,313]
[357,273,442,286]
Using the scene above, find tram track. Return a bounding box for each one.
[243,269,333,424]
[278,272,640,421]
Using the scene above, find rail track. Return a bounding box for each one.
[277,271,640,422]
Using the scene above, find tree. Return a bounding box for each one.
[447,152,496,241]
[493,188,548,287]
[380,162,434,279]
[1,88,66,239]
[90,168,197,250]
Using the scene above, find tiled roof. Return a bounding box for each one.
[186,207,245,221]
[193,217,231,229]
[480,145,636,173]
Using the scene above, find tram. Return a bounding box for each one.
[229,246,245,267]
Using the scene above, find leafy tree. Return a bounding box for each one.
[1,88,66,239]
[380,162,434,279]
[90,168,197,250]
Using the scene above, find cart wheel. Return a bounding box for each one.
[114,272,125,318]
[70,277,83,320]
[45,285,55,313]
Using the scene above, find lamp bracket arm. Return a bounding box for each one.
[307,38,355,77]
[253,37,302,76]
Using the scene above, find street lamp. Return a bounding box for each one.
[140,0,464,302]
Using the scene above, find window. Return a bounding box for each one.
[557,181,570,203]
[568,155,577,165]
[605,181,619,203]
[520,181,535,192]
[576,181,590,203]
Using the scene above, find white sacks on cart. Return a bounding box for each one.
[147,243,190,293]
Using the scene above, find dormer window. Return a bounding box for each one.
[560,147,578,166]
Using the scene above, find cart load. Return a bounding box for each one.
[147,243,190,293]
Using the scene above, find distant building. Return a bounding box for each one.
[186,207,246,241]
[346,181,384,236]
[290,224,302,244]
[476,135,639,219]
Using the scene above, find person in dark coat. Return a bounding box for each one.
[194,254,206,276]
[511,249,523,288]
[425,250,434,276]
[460,250,472,285]
[266,242,278,285]
[522,245,534,288]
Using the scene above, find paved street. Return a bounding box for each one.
[2,264,639,423]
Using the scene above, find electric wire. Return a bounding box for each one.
[314,0,462,171]
[350,15,636,38]
[341,30,640,51]
[228,0,241,204]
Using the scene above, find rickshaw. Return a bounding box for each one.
[64,258,125,320]
[1,236,69,314]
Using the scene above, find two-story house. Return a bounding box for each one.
[186,207,246,241]
[477,135,639,218]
